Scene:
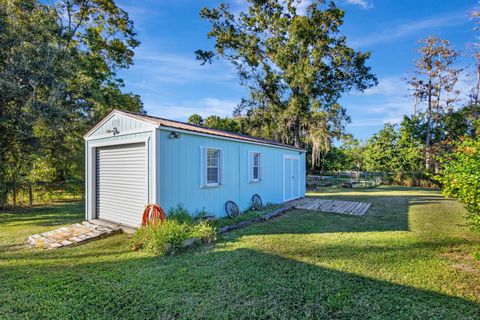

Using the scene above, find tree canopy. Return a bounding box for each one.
[0,0,143,206]
[196,0,377,154]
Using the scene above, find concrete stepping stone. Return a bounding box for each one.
[26,220,121,249]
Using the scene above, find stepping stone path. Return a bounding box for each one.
[290,198,371,216]
[26,220,121,249]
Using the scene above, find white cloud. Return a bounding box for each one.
[131,49,237,85]
[346,67,475,131]
[362,76,407,96]
[351,11,468,47]
[345,74,414,128]
[344,0,372,9]
[143,97,238,120]
[349,118,388,127]
[348,98,413,126]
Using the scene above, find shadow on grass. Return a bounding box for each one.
[235,188,452,236]
[236,197,413,235]
[0,246,479,319]
[0,202,84,227]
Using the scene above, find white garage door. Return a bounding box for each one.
[96,142,147,227]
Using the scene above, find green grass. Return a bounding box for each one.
[1,186,480,319]
[211,203,283,229]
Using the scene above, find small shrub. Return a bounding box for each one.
[131,209,216,255]
[436,138,480,232]
[131,220,191,255]
[193,208,209,220]
[388,171,439,188]
[403,176,415,187]
[167,204,194,223]
[190,221,216,243]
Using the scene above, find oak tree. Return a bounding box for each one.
[196,0,376,150]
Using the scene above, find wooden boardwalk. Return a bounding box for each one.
[290,198,371,216]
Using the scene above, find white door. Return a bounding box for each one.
[96,143,147,227]
[284,155,300,201]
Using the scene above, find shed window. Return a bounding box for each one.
[250,152,261,182]
[202,147,223,187]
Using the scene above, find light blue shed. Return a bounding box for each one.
[84,110,306,227]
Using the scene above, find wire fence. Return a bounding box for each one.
[307,171,438,190]
[307,172,384,190]
[5,180,84,207]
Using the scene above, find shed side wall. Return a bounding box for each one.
[158,129,305,216]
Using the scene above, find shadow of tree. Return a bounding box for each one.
[0,246,478,319]
[235,195,413,235]
[235,189,455,236]
[0,202,83,227]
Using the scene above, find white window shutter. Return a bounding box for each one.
[259,153,262,181]
[219,149,224,185]
[248,151,252,182]
[200,147,205,187]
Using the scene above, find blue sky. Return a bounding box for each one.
[117,0,479,140]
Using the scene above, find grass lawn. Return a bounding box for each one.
[1,186,480,319]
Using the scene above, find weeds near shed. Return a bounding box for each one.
[131,219,215,255]
[211,203,282,229]
[167,204,194,223]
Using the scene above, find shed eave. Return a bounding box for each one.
[83,109,158,140]
[159,126,306,153]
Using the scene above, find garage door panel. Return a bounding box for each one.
[95,182,147,190]
[97,176,146,182]
[97,192,146,203]
[97,171,146,177]
[96,191,146,203]
[96,142,146,227]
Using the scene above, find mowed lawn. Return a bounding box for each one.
[1,187,480,319]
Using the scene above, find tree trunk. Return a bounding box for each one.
[435,82,441,124]
[12,187,17,207]
[293,117,301,149]
[29,183,33,206]
[425,79,433,171]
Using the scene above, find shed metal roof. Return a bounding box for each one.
[117,110,304,151]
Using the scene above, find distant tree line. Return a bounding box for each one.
[0,0,143,207]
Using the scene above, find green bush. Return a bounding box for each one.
[190,221,216,239]
[387,171,438,188]
[167,204,194,223]
[131,219,216,255]
[436,138,480,232]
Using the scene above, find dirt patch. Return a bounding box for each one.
[442,250,479,273]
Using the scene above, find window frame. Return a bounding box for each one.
[201,147,223,188]
[249,151,262,183]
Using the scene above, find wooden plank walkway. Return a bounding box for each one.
[290,198,371,216]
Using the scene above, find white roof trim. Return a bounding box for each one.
[159,126,305,153]
[83,110,157,139]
